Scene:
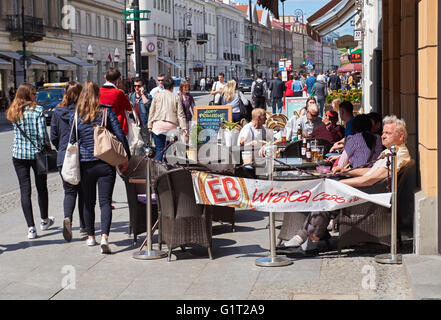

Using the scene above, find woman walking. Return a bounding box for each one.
[72,81,130,253]
[148,76,187,161]
[50,81,86,242]
[6,83,54,239]
[178,80,195,130]
[220,80,250,122]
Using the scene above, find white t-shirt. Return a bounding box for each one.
[364,144,411,176]
[238,123,272,146]
[212,81,226,103]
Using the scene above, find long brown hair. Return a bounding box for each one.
[58,81,83,107]
[6,83,36,122]
[76,81,101,123]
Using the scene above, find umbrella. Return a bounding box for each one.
[337,63,362,73]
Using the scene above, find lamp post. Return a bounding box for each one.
[21,0,26,81]
[181,12,192,80]
[295,9,305,70]
[248,0,255,78]
[229,32,237,80]
[281,0,286,59]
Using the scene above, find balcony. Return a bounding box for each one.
[7,14,45,43]
[196,33,208,45]
[178,30,192,42]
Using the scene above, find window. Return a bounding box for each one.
[168,0,171,13]
[86,14,91,36]
[75,12,80,33]
[153,0,156,9]
[96,16,101,37]
[105,17,110,38]
[113,20,118,39]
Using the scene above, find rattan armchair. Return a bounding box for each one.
[155,168,213,261]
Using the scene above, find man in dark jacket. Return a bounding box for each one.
[268,71,285,114]
[328,71,341,91]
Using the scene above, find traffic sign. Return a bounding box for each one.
[278,60,285,71]
[306,58,313,70]
[354,30,362,41]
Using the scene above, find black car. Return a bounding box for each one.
[36,88,65,124]
[238,78,253,93]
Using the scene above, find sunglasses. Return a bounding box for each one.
[134,84,142,88]
[157,79,164,82]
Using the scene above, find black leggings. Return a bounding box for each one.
[80,160,116,236]
[12,157,49,228]
[58,167,85,229]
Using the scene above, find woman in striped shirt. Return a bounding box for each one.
[6,83,54,239]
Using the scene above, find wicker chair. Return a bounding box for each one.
[337,159,416,254]
[155,168,213,261]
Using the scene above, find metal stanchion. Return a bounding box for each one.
[375,145,402,264]
[133,157,167,260]
[256,145,293,267]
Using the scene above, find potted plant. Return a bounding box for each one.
[188,123,204,161]
[221,120,241,147]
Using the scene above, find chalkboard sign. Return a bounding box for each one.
[194,105,232,143]
[285,97,307,119]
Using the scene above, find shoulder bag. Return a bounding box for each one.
[61,111,81,185]
[126,102,144,155]
[93,107,128,167]
[15,121,57,175]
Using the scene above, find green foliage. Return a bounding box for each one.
[189,124,204,146]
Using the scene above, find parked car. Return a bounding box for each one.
[36,83,66,124]
[238,78,253,93]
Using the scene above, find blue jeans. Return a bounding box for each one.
[58,167,85,229]
[152,133,167,161]
[272,98,283,114]
[317,98,325,117]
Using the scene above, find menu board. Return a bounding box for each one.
[285,97,307,118]
[193,105,232,143]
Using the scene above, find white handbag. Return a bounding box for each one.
[61,112,81,185]
[126,106,144,155]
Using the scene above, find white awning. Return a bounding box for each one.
[33,54,76,71]
[307,0,357,38]
[0,51,47,70]
[58,56,95,71]
[0,57,12,70]
[158,56,182,68]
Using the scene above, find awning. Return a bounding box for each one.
[157,56,182,68]
[257,0,279,19]
[307,0,357,39]
[0,51,47,70]
[0,57,12,70]
[58,56,95,71]
[33,54,76,71]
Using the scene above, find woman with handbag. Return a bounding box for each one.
[71,81,130,254]
[6,83,55,239]
[178,80,195,130]
[220,80,251,122]
[50,81,86,242]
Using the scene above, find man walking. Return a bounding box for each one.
[268,71,285,114]
[328,70,341,91]
[149,73,165,98]
[305,71,317,96]
[200,77,206,92]
[251,72,267,110]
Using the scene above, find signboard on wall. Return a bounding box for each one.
[194,105,232,144]
[285,97,307,118]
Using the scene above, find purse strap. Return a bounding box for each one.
[15,120,42,151]
[101,107,108,127]
[67,111,78,144]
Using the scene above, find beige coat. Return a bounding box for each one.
[147,90,187,130]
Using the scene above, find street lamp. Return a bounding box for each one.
[229,32,237,80]
[295,9,305,70]
[281,0,286,59]
[180,12,192,80]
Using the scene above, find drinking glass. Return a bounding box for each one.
[317,146,325,161]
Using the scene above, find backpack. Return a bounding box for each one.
[252,80,264,98]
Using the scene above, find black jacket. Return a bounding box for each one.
[314,81,328,100]
[269,78,286,99]
[50,104,76,167]
[328,74,341,90]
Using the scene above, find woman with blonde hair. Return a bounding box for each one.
[71,81,130,253]
[6,83,54,239]
[220,80,250,122]
[50,81,86,242]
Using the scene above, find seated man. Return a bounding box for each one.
[278,115,411,250]
[330,101,355,152]
[295,102,323,138]
[238,108,272,146]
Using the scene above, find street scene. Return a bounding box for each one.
[0,0,441,304]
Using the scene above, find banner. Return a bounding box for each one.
[191,171,391,213]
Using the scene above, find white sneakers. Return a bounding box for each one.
[86,238,97,246]
[40,216,55,231]
[27,227,37,239]
[100,237,111,254]
[283,235,305,247]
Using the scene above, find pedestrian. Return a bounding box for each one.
[200,77,206,92]
[292,75,304,97]
[147,76,157,92]
[283,73,295,109]
[99,68,133,135]
[268,71,285,114]
[128,77,151,147]
[149,73,166,98]
[71,81,130,254]
[305,71,317,96]
[328,70,341,91]
[251,72,267,110]
[6,83,54,239]
[178,80,195,130]
[210,72,226,105]
[50,81,86,242]
[148,76,188,161]
[311,74,328,117]
[220,79,251,122]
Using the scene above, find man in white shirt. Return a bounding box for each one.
[295,102,323,138]
[149,73,165,98]
[210,73,226,104]
[238,108,273,146]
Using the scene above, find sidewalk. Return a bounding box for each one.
[0,173,419,300]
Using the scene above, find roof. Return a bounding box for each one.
[234,5,248,15]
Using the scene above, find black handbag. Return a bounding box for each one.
[15,122,58,175]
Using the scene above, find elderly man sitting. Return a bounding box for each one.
[238,108,272,146]
[295,102,323,138]
[278,115,411,250]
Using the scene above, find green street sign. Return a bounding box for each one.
[123,9,151,21]
[246,44,257,50]
[281,54,287,59]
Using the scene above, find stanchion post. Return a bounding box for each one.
[256,145,292,267]
[133,157,167,260]
[375,145,402,264]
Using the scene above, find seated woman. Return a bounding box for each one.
[331,114,383,173]
[310,110,344,144]
[220,80,250,122]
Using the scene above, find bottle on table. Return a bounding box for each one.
[297,124,302,141]
[306,140,312,162]
[301,138,307,159]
